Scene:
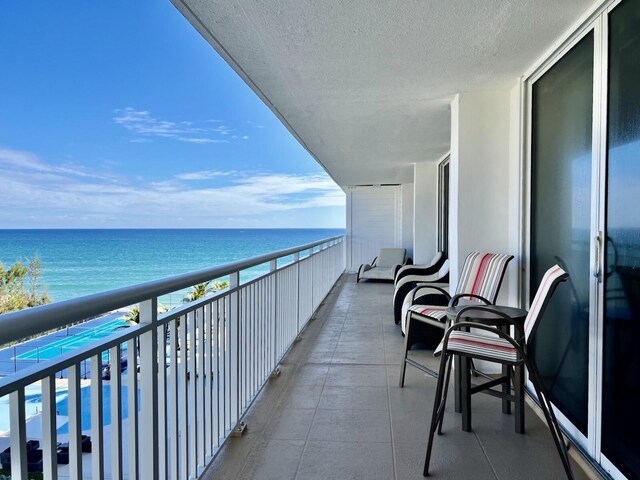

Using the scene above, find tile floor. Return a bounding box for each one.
[201,274,591,480]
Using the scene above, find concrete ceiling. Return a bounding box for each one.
[173,0,595,186]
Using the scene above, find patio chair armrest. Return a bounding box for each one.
[407,284,451,307]
[357,263,374,283]
[453,305,524,332]
[414,284,450,299]
[449,293,492,306]
[393,264,402,281]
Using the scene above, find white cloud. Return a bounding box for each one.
[113,107,197,138]
[176,170,235,180]
[0,147,51,172]
[177,137,229,144]
[0,147,345,228]
[212,125,233,135]
[114,108,250,145]
[0,147,115,181]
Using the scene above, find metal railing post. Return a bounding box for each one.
[10,388,27,479]
[309,247,315,313]
[270,259,278,369]
[139,297,159,479]
[294,252,300,336]
[229,272,240,428]
[42,374,58,480]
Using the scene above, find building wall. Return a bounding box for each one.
[345,183,415,273]
[412,162,438,264]
[401,183,415,260]
[345,185,404,273]
[449,90,514,303]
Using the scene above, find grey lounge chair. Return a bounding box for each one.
[357,248,408,283]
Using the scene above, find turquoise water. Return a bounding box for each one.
[0,384,125,434]
[15,319,129,361]
[0,229,344,302]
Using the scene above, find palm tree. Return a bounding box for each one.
[183,279,229,303]
[124,305,140,324]
[124,303,170,324]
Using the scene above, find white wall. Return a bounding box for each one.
[345,185,403,272]
[507,81,525,306]
[413,162,438,264]
[449,90,514,303]
[401,183,415,259]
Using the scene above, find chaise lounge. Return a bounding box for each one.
[356,248,409,283]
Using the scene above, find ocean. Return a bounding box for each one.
[0,229,344,304]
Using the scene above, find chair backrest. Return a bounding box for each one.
[455,252,514,303]
[426,251,445,269]
[437,259,450,279]
[394,251,446,286]
[524,265,569,342]
[376,248,406,268]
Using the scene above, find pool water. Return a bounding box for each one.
[0,383,136,436]
[15,319,130,361]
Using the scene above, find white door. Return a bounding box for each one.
[346,185,402,272]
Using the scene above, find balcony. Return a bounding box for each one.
[200,276,590,480]
[0,236,594,479]
[0,237,345,479]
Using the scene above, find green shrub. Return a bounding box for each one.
[0,256,50,314]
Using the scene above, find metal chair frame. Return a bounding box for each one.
[423,269,573,479]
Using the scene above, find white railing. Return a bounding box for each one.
[0,236,345,479]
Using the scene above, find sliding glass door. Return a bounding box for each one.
[601,1,640,477]
[528,1,640,477]
[529,31,594,437]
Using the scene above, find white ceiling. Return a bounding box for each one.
[173,0,596,186]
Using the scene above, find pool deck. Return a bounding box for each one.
[0,312,127,377]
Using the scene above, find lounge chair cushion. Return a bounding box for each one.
[358,248,406,282]
[360,268,397,280]
[375,248,406,268]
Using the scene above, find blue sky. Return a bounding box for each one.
[0,1,345,228]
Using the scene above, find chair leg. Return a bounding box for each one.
[513,364,525,434]
[437,354,453,435]
[526,359,574,480]
[460,355,472,432]
[399,317,412,387]
[423,352,451,477]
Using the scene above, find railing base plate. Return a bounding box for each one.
[232,422,247,437]
[270,367,281,378]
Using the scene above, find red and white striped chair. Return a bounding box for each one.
[423,265,573,479]
[399,252,513,386]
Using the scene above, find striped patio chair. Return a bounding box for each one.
[399,252,513,386]
[423,265,573,479]
[392,251,448,325]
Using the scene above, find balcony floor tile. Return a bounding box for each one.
[297,440,395,480]
[201,274,592,480]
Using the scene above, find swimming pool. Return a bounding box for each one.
[16,319,130,361]
[0,383,134,436]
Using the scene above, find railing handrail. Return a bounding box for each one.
[0,234,344,346]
